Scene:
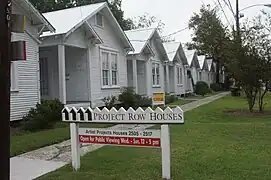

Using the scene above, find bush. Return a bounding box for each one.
[165,95,178,104]
[210,83,222,92]
[118,87,152,109]
[118,87,137,109]
[230,87,241,96]
[22,99,64,132]
[195,81,210,96]
[102,95,117,109]
[135,94,152,107]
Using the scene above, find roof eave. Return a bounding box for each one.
[23,0,55,33]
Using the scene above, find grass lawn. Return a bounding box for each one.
[38,93,271,180]
[11,97,196,157]
[184,91,221,100]
[168,99,195,106]
[11,123,112,157]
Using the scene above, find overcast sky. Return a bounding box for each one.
[122,0,271,43]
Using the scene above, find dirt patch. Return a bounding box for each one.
[224,109,271,117]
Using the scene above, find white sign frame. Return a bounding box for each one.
[63,106,184,180]
[62,106,183,124]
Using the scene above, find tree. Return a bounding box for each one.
[131,13,172,42]
[30,0,135,30]
[225,12,271,112]
[132,13,165,33]
[187,5,230,84]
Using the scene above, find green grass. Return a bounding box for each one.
[169,99,195,106]
[10,97,195,157]
[38,93,271,180]
[11,123,112,157]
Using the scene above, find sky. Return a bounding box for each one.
[122,0,271,44]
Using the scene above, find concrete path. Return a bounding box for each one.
[10,92,229,180]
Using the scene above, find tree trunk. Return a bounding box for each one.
[244,87,257,112]
[258,84,267,112]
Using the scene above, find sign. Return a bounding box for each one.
[152,92,165,106]
[79,128,161,147]
[11,41,26,61]
[62,106,183,124]
[63,106,184,180]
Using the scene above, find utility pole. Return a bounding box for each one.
[0,0,11,179]
[236,0,240,43]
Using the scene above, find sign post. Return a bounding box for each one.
[62,106,184,180]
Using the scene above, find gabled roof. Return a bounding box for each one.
[163,42,180,62]
[184,49,200,68]
[184,50,196,66]
[41,2,133,50]
[14,0,55,33]
[197,55,206,70]
[125,28,155,55]
[206,59,214,71]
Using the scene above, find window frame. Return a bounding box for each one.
[10,61,19,92]
[177,66,183,86]
[100,48,119,89]
[95,13,104,28]
[152,62,160,87]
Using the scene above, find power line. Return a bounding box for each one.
[216,0,232,27]
[226,0,235,16]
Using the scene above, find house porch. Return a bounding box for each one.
[39,45,91,106]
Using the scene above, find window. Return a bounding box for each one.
[199,71,202,81]
[111,54,118,85]
[95,13,103,27]
[40,58,49,96]
[208,73,210,81]
[10,62,19,91]
[101,50,118,87]
[152,63,160,86]
[102,52,109,86]
[177,67,183,85]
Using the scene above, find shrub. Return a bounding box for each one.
[165,95,178,104]
[102,95,117,109]
[118,87,137,109]
[135,94,152,107]
[210,83,222,92]
[118,87,152,109]
[22,99,64,132]
[195,81,210,96]
[230,87,241,97]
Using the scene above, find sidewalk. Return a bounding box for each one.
[10,92,229,180]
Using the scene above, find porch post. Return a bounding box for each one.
[145,58,152,96]
[165,64,170,93]
[132,59,138,93]
[87,47,92,103]
[58,44,66,104]
[173,66,177,94]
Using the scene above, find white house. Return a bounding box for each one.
[39,2,134,108]
[206,58,216,85]
[124,28,168,96]
[10,0,55,121]
[197,55,209,83]
[162,42,191,96]
[183,49,200,92]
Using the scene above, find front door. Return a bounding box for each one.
[40,58,50,100]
